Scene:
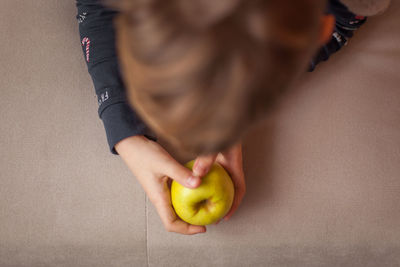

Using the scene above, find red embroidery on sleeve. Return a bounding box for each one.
[81,37,91,62]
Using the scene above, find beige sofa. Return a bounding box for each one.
[1,1,399,266]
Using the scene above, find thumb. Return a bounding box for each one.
[162,157,201,189]
[193,154,218,177]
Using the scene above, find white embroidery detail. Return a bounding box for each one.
[98,91,109,106]
[333,32,348,46]
[78,12,88,24]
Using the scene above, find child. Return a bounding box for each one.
[76,0,390,235]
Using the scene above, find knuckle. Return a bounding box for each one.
[164,224,174,233]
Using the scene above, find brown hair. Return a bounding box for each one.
[113,0,325,155]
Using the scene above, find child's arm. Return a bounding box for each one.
[76,0,156,154]
[309,0,368,71]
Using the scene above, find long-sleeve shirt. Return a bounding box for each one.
[76,0,369,154]
[76,0,156,154]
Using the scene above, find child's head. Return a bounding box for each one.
[114,0,332,155]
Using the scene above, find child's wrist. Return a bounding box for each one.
[115,135,147,155]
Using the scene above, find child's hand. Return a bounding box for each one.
[193,143,246,223]
[115,136,206,235]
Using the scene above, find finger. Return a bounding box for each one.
[161,156,201,188]
[224,180,246,221]
[193,154,218,177]
[165,219,207,235]
[152,193,206,235]
[216,144,246,221]
[224,167,246,221]
[216,143,242,168]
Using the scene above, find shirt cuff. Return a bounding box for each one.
[100,102,157,155]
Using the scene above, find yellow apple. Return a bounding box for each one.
[171,160,235,226]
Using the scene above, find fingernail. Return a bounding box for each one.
[187,176,199,187]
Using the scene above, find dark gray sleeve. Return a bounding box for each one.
[309,0,367,71]
[76,0,156,154]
